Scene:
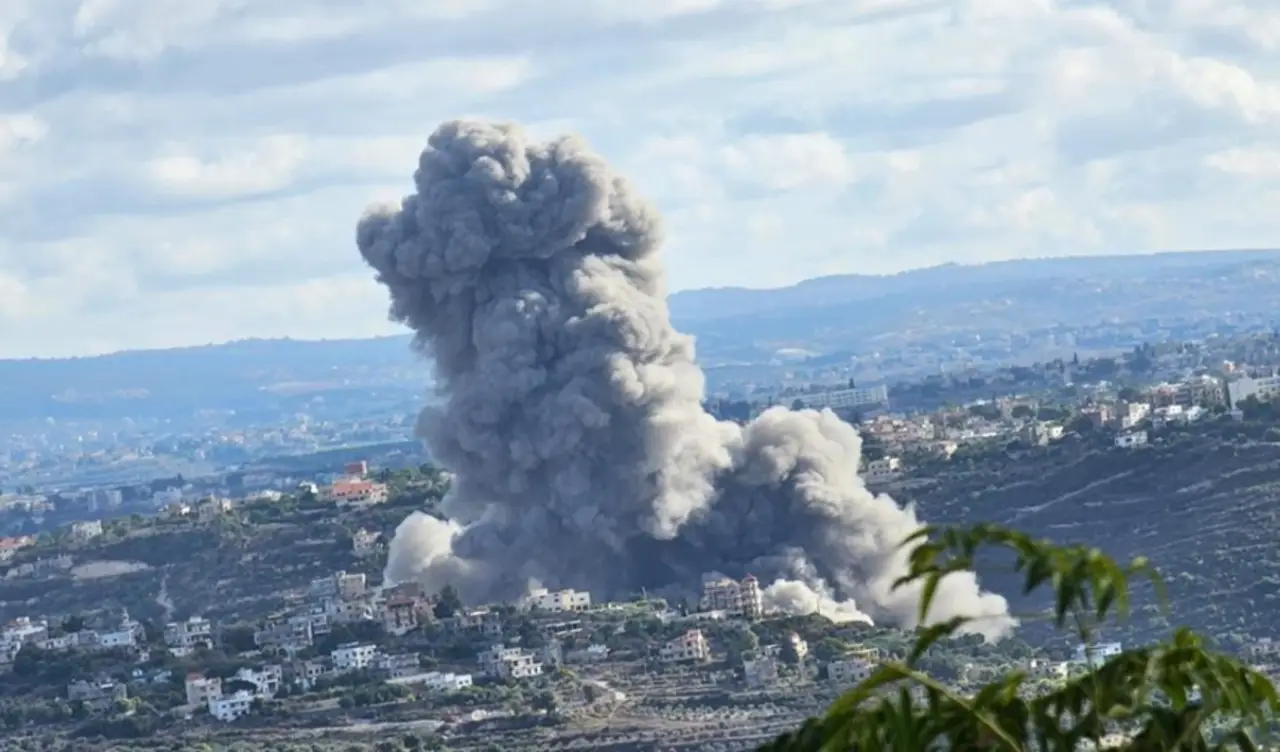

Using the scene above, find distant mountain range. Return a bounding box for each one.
[3,249,1278,422]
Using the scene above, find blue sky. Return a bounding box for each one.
[1,0,1279,358]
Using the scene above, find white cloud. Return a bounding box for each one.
[0,0,1278,356]
[720,133,855,191]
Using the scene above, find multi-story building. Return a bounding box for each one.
[1073,641,1123,665]
[254,614,313,654]
[862,456,901,484]
[1228,374,1280,408]
[381,597,421,636]
[376,652,421,678]
[783,385,889,411]
[209,690,255,722]
[324,478,389,506]
[828,657,874,684]
[231,665,282,697]
[699,574,763,620]
[477,644,544,680]
[453,608,503,637]
[331,642,377,673]
[352,529,381,557]
[524,587,592,613]
[311,571,368,602]
[164,616,213,656]
[659,630,710,664]
[69,520,103,542]
[185,674,223,707]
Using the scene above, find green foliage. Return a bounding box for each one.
[434,585,462,619]
[762,523,1280,751]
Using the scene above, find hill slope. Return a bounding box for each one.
[905,421,1280,647]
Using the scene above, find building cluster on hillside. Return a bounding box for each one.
[252,572,436,655]
[0,609,147,666]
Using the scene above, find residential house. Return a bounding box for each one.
[699,574,763,620]
[566,644,610,664]
[352,528,381,557]
[381,597,421,636]
[293,659,331,691]
[453,608,503,637]
[230,665,282,697]
[164,616,213,656]
[862,456,902,484]
[209,690,255,722]
[523,587,591,613]
[1114,431,1148,449]
[478,644,544,680]
[659,630,710,664]
[332,642,377,673]
[324,478,388,506]
[69,520,103,542]
[196,497,233,522]
[375,652,421,679]
[254,614,313,654]
[0,535,34,562]
[387,671,474,692]
[185,674,222,707]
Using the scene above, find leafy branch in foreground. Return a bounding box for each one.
[761,523,1279,751]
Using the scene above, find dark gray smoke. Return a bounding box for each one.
[358,120,1015,639]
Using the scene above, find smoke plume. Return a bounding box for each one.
[358,120,1015,640]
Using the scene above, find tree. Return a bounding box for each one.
[434,585,463,619]
[762,523,1278,751]
[532,689,558,715]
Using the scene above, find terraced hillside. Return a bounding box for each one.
[904,421,1280,648]
[0,489,437,626]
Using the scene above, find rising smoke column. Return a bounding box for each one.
[359,120,1015,639]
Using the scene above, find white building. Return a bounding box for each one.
[1074,642,1123,665]
[331,642,377,673]
[788,385,889,410]
[185,674,222,707]
[352,529,380,557]
[862,456,901,484]
[566,644,610,664]
[660,630,710,664]
[1228,375,1280,408]
[231,665,282,698]
[524,587,592,613]
[478,644,544,680]
[209,689,255,722]
[97,627,137,649]
[69,519,104,541]
[1114,430,1148,449]
[387,671,474,692]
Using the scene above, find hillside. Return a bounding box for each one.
[6,422,1280,653]
[670,248,1280,366]
[0,473,446,628]
[904,419,1280,649]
